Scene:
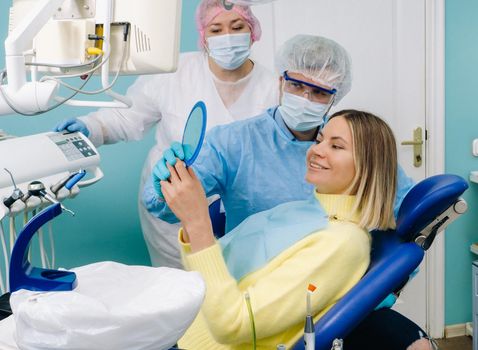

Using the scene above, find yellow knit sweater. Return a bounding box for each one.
[178,192,371,349]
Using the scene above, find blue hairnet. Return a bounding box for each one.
[275,34,352,104]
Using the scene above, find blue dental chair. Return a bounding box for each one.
[209,174,469,350]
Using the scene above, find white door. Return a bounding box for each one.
[250,0,429,330]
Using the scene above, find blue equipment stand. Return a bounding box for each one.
[9,203,77,292]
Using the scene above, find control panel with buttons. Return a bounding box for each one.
[49,133,97,161]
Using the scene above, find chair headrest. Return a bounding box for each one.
[396,174,468,241]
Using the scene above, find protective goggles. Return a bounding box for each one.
[283,71,337,104]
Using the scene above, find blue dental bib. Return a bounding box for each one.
[219,195,328,281]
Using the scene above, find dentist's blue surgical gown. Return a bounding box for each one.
[143,107,414,233]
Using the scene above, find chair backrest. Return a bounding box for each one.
[396,174,468,242]
[292,174,468,350]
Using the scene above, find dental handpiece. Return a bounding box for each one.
[50,170,86,194]
[23,181,75,216]
[64,170,86,190]
[50,174,76,195]
[2,168,24,209]
[304,315,315,350]
[3,188,23,209]
[304,284,317,350]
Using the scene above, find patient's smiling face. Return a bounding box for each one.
[305,116,356,194]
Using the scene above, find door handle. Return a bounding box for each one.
[401,140,423,146]
[401,127,423,167]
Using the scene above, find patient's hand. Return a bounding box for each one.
[161,161,214,252]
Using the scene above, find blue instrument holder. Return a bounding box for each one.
[9,203,77,292]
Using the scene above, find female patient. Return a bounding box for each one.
[161,110,397,349]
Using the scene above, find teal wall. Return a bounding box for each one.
[0,0,200,269]
[445,0,478,325]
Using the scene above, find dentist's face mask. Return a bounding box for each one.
[279,93,332,132]
[278,72,336,132]
[206,33,251,70]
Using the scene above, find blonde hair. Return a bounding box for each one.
[328,110,397,230]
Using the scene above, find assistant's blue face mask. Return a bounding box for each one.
[206,33,251,70]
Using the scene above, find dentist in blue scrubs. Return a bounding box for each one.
[143,34,433,350]
[144,34,412,228]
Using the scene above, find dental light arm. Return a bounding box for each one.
[0,0,132,116]
[53,0,132,109]
[1,0,181,116]
[0,0,63,115]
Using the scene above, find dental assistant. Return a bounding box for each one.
[54,0,279,268]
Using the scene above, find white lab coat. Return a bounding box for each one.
[80,51,279,268]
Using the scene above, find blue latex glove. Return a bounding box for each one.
[54,118,90,137]
[374,268,419,310]
[152,141,185,198]
[375,293,398,310]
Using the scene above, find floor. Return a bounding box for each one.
[436,336,472,350]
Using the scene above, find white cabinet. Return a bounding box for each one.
[473,261,478,350]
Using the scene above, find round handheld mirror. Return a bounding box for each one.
[182,101,207,167]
